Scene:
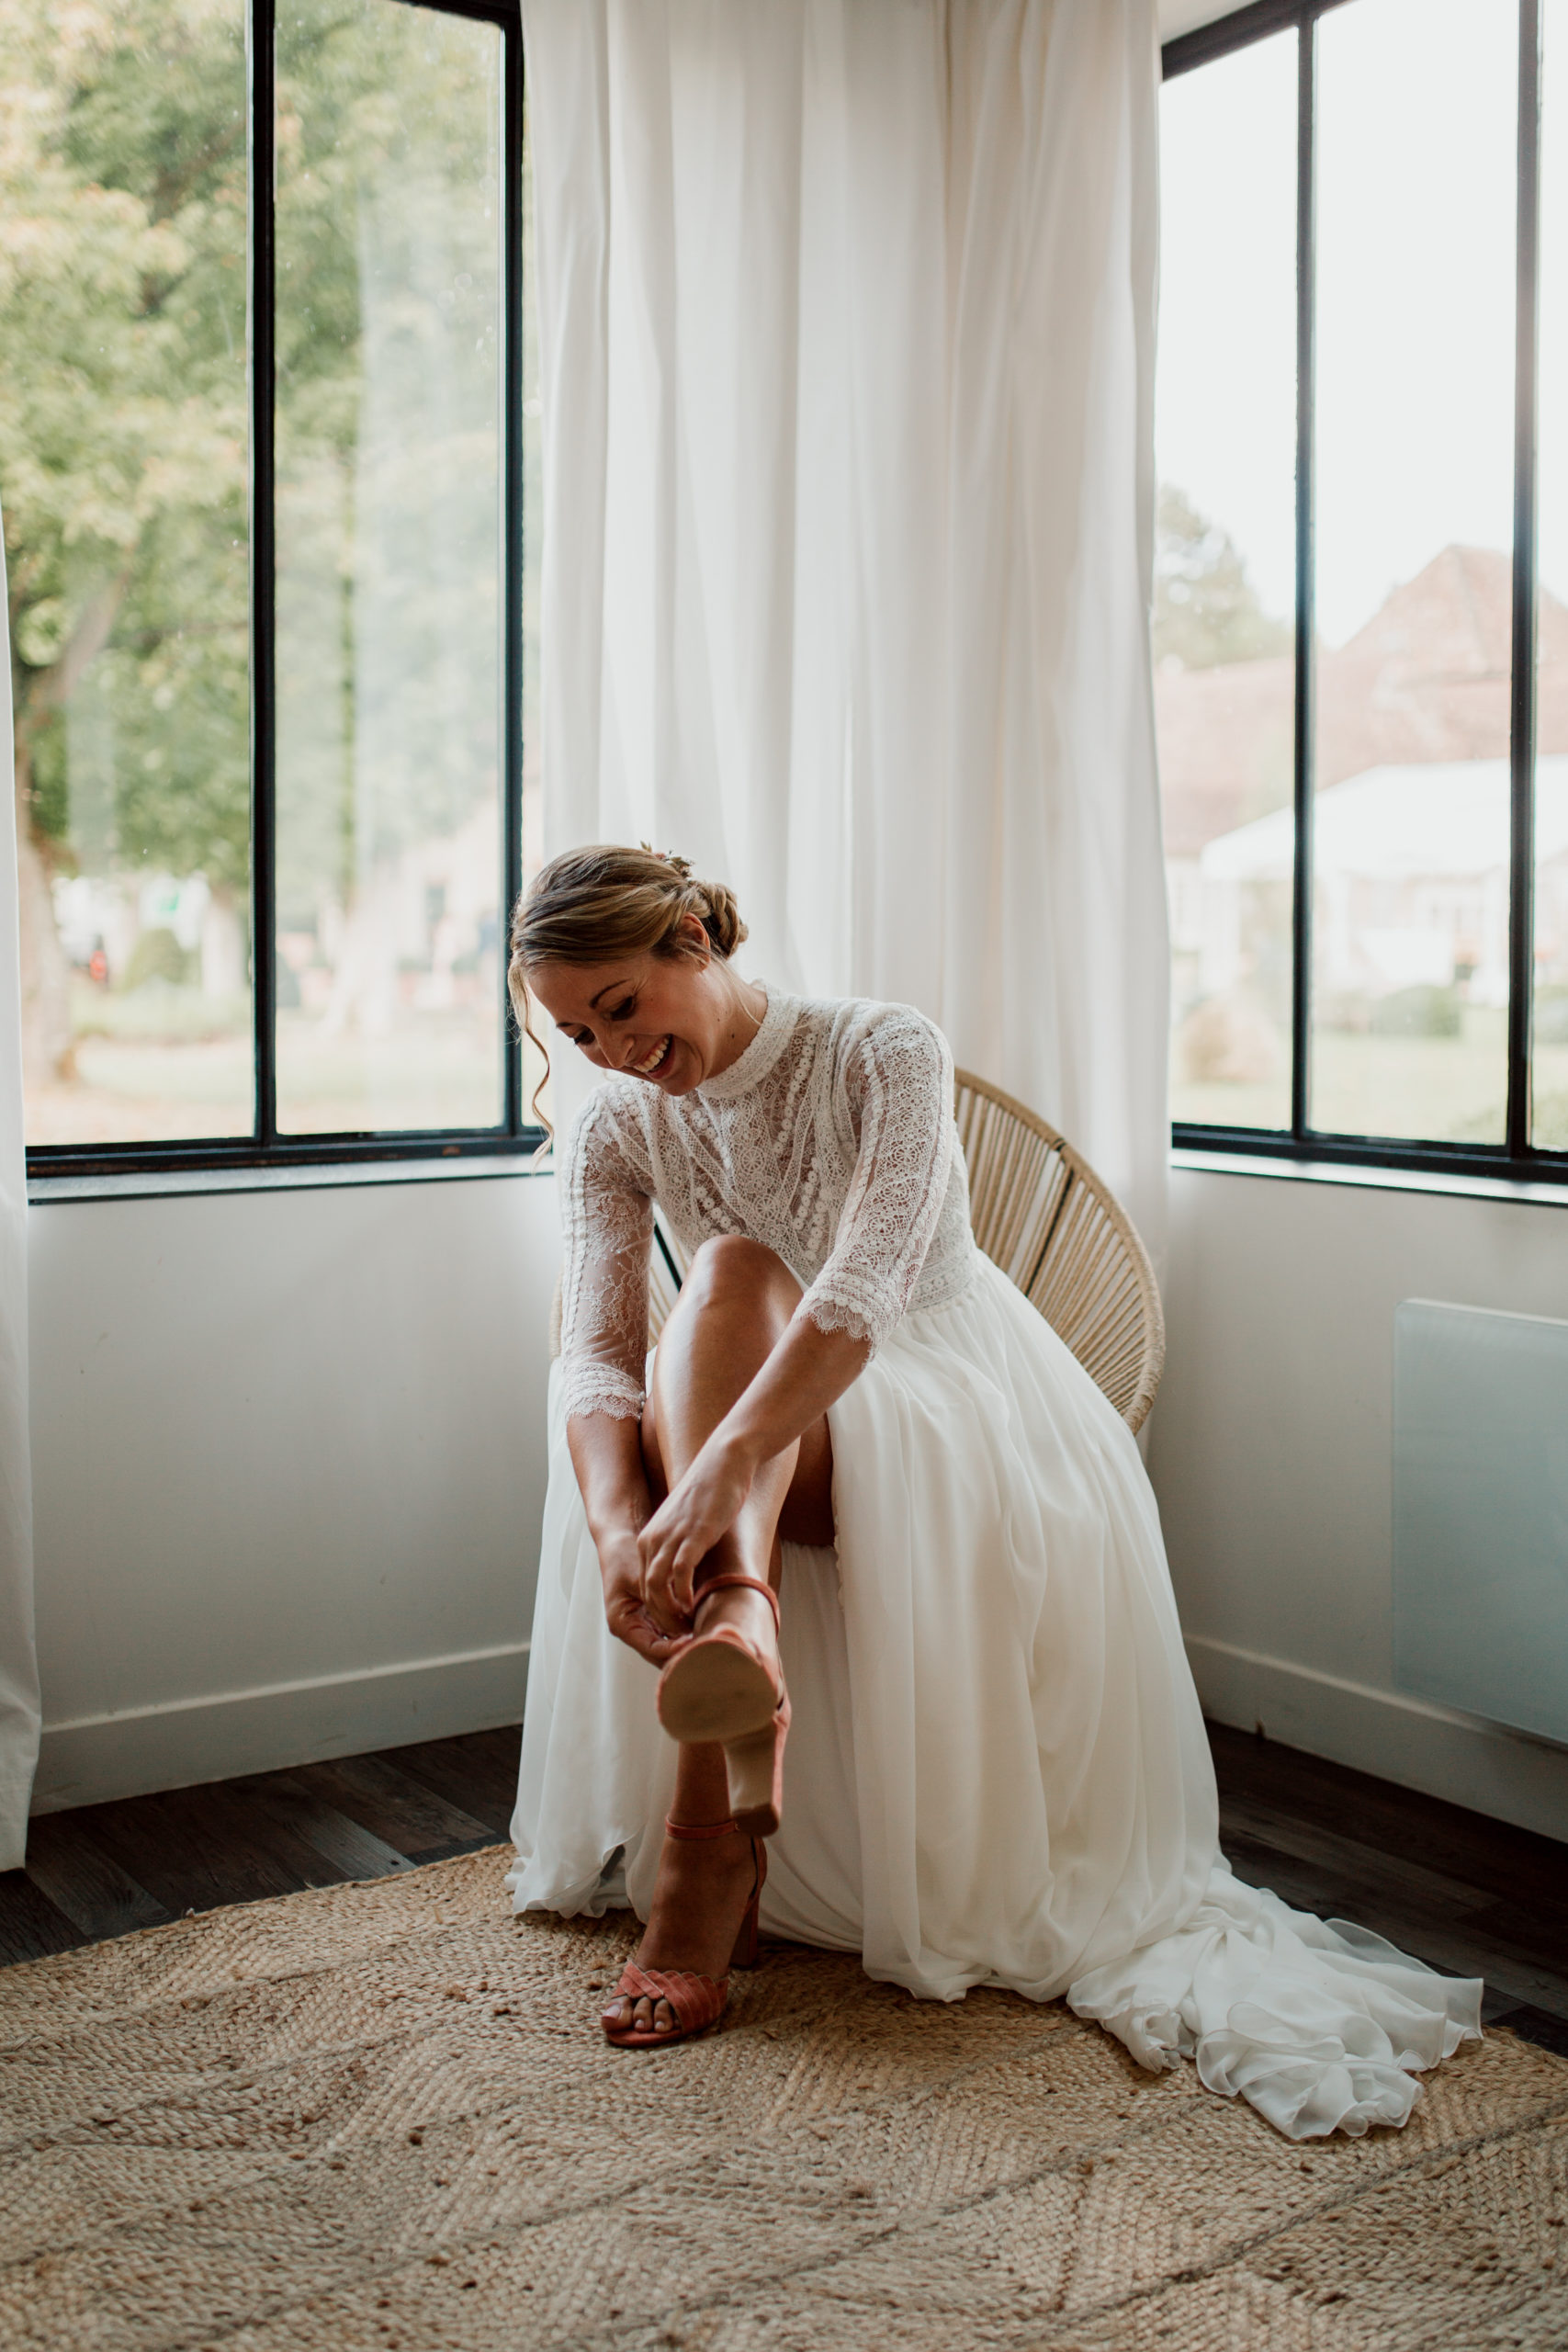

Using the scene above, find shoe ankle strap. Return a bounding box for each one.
[664,1814,740,1840]
[694,1571,782,1633]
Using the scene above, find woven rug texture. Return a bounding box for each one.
[0,1846,1565,2351]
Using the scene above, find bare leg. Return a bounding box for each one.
[647,1238,808,1657]
[604,1238,832,2039]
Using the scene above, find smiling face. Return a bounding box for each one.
[526,919,747,1096]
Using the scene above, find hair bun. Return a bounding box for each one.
[697,882,748,958]
[637,843,746,957]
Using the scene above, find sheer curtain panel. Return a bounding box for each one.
[522,0,1168,1255]
[0,505,41,1868]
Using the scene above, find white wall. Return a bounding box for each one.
[28,1170,559,1812]
[1148,1159,1568,1843]
[1158,0,1238,41]
[29,1148,1568,1849]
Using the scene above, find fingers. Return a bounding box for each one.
[604,1593,682,1668]
[637,1452,746,1631]
[666,1542,698,1625]
[639,1545,689,1639]
[637,1517,676,1617]
[638,1505,705,1590]
[639,1517,709,1633]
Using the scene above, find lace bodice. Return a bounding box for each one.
[556,984,977,1421]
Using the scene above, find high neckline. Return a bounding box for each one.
[694,979,797,1102]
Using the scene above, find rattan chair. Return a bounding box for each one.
[951,1069,1164,1434]
[558,1070,1164,1435]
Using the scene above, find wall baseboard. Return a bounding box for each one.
[36,1626,1567,1848]
[1189,1634,1568,1848]
[31,1644,530,1815]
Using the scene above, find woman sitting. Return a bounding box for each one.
[507,843,1480,2139]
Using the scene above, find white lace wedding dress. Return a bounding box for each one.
[507,983,1482,2138]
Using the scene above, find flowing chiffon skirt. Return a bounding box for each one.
[508,1252,1482,2139]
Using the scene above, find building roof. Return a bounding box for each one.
[1158,547,1568,857]
[1200,755,1568,883]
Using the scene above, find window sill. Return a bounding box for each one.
[28,1152,550,1206]
[1172,1145,1568,1211]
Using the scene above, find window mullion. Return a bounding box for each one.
[1291,9,1317,1142]
[1507,0,1543,1162]
[248,0,278,1150]
[502,22,525,1139]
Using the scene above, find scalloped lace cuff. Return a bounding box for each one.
[800,1282,896,1353]
[560,1364,647,1422]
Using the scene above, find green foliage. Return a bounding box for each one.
[120,924,190,989]
[0,0,250,881]
[272,0,503,915]
[1370,985,1464,1040]
[3,0,502,923]
[1154,486,1292,673]
[25,720,71,849]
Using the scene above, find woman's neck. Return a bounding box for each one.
[705,971,768,1080]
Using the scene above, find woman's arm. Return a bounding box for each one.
[637,1008,953,1617]
[637,1315,868,1619]
[556,1093,675,1659]
[566,1412,686,1668]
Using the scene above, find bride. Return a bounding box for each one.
[506,842,1482,2139]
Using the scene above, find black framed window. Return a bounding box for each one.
[7,0,536,1178]
[1159,0,1568,1186]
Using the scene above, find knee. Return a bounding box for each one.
[682,1235,795,1310]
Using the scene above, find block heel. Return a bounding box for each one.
[722,1693,791,1839]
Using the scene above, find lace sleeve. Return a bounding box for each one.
[798,1008,955,1352]
[558,1091,653,1422]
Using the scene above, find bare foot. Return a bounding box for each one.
[602,1822,761,2040]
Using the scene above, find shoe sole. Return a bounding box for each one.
[658,1641,778,1746]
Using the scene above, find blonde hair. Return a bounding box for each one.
[508,844,749,1138]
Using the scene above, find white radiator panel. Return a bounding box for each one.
[1393,1299,1568,1745]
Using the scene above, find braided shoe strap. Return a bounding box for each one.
[694,1572,782,1633]
[612,1962,728,2037]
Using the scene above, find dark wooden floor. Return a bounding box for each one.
[2,1720,1564,2059]
[0,1727,520,1970]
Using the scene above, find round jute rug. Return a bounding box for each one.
[0,1847,1564,2351]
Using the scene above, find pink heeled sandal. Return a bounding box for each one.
[655,1572,790,1837]
[600,1815,766,2050]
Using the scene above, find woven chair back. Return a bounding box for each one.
[633,1069,1164,1433]
[951,1069,1164,1433]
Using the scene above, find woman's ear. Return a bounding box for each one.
[679,910,712,963]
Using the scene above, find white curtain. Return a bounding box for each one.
[0,503,41,1869]
[524,0,1168,1257]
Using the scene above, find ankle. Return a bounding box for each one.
[664,1822,750,1865]
[665,1810,739,1838]
[694,1583,779,1652]
[694,1571,780,1626]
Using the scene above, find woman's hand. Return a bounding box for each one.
[566,1412,686,1668]
[638,1433,755,1634]
[597,1525,686,1668]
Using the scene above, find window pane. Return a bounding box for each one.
[521,91,548,1136]
[1156,33,1297,1134]
[1310,0,1517,1145]
[1538,0,1568,1152]
[8,0,253,1146]
[274,0,504,1135]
